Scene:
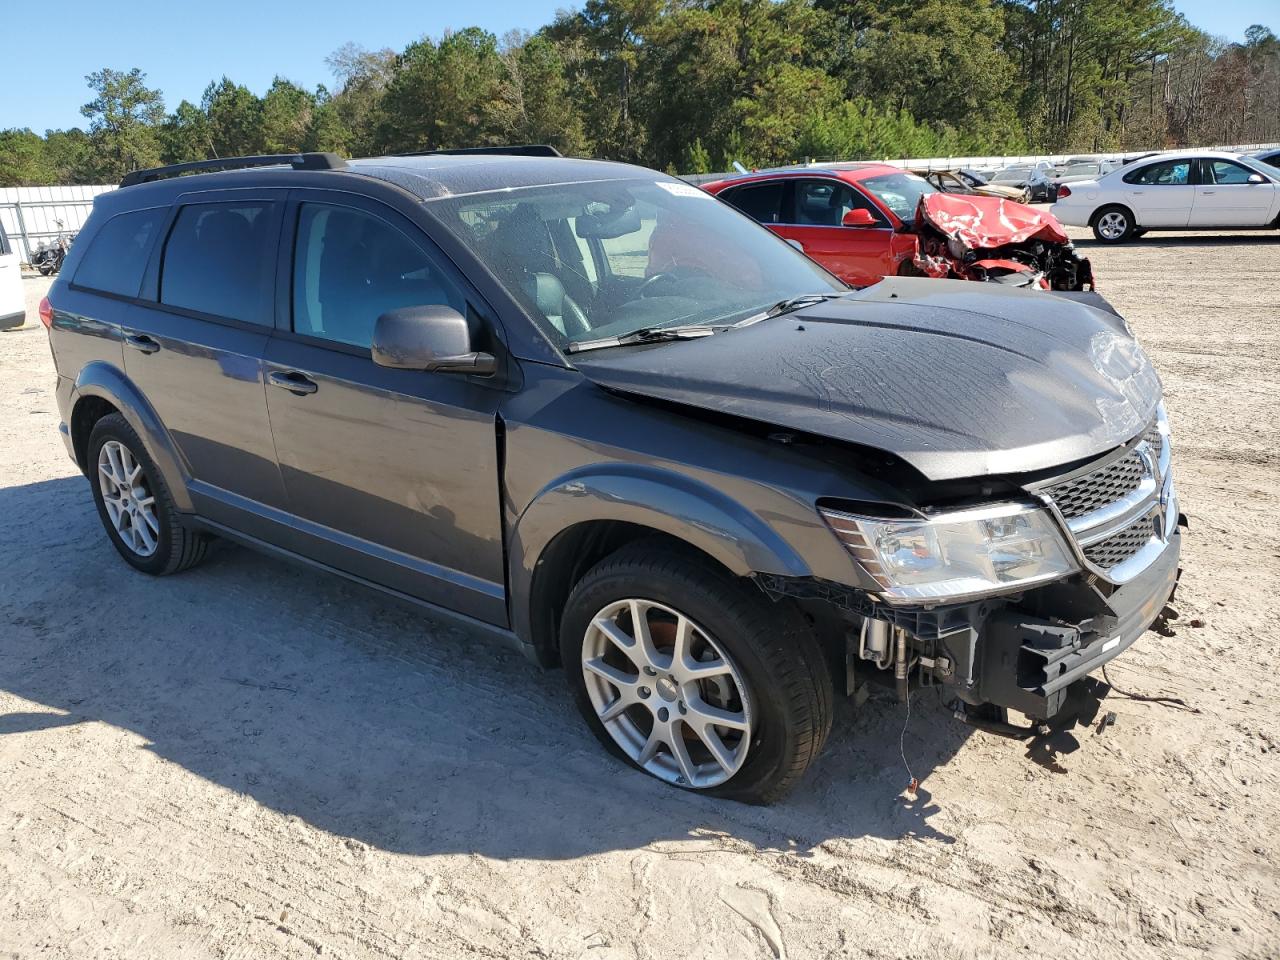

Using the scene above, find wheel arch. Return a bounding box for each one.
[1091,202,1138,226]
[71,361,193,512]
[509,465,813,666]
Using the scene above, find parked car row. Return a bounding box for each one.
[43,148,1181,801]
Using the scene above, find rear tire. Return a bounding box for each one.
[560,541,833,804]
[87,413,209,575]
[1091,205,1135,243]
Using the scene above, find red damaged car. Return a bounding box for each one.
[703,163,1093,291]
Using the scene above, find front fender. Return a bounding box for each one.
[73,361,194,513]
[507,462,813,647]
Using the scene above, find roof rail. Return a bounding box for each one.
[119,152,348,188]
[401,145,563,159]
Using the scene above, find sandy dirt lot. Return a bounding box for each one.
[2,230,1279,960]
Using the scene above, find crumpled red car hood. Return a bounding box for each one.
[916,193,1069,248]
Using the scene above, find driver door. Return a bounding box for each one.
[1190,159,1276,226]
[262,190,509,624]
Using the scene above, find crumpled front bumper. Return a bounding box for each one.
[973,531,1181,719]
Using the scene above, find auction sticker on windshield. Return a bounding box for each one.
[656,181,713,199]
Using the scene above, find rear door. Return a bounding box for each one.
[771,179,894,286]
[1190,158,1277,226]
[261,190,507,624]
[1121,159,1194,227]
[122,188,288,516]
[0,222,23,328]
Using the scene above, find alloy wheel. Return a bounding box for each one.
[1097,211,1128,240]
[97,440,160,557]
[580,598,753,789]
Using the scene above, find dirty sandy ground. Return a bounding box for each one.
[2,230,1278,960]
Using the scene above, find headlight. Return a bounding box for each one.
[819,502,1077,604]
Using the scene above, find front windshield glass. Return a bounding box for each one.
[429,178,842,347]
[994,167,1032,182]
[856,172,936,222]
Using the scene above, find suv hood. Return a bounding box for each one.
[572,277,1160,482]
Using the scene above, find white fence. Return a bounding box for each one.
[0,185,115,263]
[682,142,1280,184]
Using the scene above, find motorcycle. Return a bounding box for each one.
[30,220,76,276]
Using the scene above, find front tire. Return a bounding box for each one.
[87,414,209,575]
[1091,205,1136,243]
[560,541,833,803]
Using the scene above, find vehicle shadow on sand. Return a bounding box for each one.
[1,475,976,859]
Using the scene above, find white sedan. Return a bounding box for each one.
[0,221,25,330]
[1051,150,1280,243]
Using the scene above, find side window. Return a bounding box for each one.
[794,180,881,226]
[1123,161,1191,186]
[160,202,276,323]
[1209,161,1254,185]
[292,202,465,349]
[72,208,164,298]
[0,221,11,256]
[720,182,785,224]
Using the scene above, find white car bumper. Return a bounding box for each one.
[1050,202,1091,227]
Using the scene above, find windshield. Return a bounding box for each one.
[856,172,936,222]
[994,167,1032,182]
[1237,154,1280,178]
[429,178,842,348]
[1059,163,1102,177]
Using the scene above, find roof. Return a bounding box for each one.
[347,153,659,200]
[109,151,664,205]
[702,161,902,191]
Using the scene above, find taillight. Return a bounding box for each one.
[1057,185,1072,198]
[38,296,54,329]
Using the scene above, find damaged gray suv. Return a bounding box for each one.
[45,149,1181,802]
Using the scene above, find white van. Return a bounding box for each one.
[0,222,25,329]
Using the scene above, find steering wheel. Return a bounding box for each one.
[637,266,711,298]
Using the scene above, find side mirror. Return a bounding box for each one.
[1248,173,1267,184]
[842,208,877,228]
[371,305,496,375]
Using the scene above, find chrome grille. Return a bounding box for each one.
[1038,408,1173,583]
[1083,513,1157,568]
[1046,450,1146,521]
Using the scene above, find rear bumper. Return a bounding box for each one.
[975,531,1180,718]
[0,309,25,331]
[1050,203,1090,227]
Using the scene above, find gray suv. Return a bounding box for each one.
[44,150,1181,802]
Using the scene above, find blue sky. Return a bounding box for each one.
[1,0,1275,132]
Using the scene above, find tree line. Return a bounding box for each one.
[2,0,1277,187]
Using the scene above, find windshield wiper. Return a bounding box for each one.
[733,292,849,327]
[767,292,848,317]
[565,324,724,354]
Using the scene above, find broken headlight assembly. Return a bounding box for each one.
[819,502,1077,604]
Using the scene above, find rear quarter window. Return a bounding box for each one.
[72,208,165,298]
[720,182,785,224]
[160,202,277,324]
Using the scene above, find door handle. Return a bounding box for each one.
[1201,190,1215,195]
[124,334,160,354]
[268,370,318,395]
